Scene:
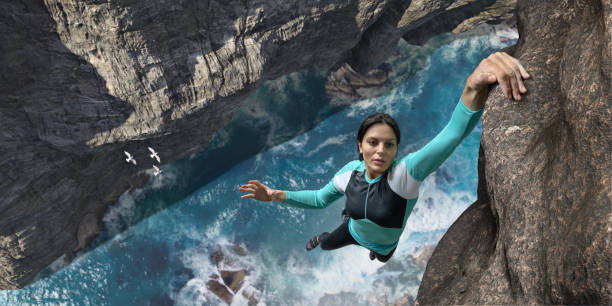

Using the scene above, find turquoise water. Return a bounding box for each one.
[2,25,517,305]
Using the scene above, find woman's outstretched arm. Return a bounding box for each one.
[239,179,343,209]
[239,160,359,208]
[402,52,530,181]
[239,180,287,202]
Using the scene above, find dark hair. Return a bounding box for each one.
[356,113,401,161]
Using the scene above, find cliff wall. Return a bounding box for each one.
[417,0,611,304]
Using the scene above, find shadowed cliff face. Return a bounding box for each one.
[417,0,611,304]
[0,0,515,289]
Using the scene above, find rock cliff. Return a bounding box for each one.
[0,0,513,289]
[417,0,611,304]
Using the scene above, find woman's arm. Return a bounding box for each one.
[239,160,359,208]
[239,179,342,209]
[282,180,344,209]
[402,98,483,181]
[401,52,530,181]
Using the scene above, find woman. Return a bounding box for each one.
[239,52,530,262]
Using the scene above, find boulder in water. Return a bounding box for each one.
[206,279,233,305]
[220,269,246,293]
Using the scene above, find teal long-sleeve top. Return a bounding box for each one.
[282,98,483,255]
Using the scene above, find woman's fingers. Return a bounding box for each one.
[488,53,512,99]
[488,52,530,100]
[240,180,271,201]
[494,53,520,100]
[249,180,264,188]
[240,187,256,193]
[499,52,528,97]
[500,52,530,80]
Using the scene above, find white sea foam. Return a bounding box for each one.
[205,207,238,239]
[403,172,475,234]
[174,278,211,306]
[306,134,350,157]
[175,238,264,306]
[149,164,178,189]
[323,156,335,169]
[345,59,427,120]
[102,188,144,236]
[269,132,309,155]
[251,237,439,304]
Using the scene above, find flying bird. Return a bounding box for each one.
[124,151,137,165]
[148,147,161,163]
[152,165,162,176]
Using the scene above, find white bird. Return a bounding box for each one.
[148,147,161,163]
[152,165,162,176]
[124,151,137,165]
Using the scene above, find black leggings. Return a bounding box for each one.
[318,220,397,263]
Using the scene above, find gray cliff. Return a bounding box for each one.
[0,0,514,289]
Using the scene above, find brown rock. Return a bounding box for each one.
[220,269,247,293]
[206,279,233,305]
[417,0,611,304]
[325,63,390,100]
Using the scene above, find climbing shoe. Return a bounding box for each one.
[306,236,320,251]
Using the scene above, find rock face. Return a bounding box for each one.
[0,0,514,289]
[417,0,611,304]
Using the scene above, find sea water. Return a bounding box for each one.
[1,23,517,305]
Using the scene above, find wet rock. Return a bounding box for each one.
[325,63,390,101]
[206,244,259,304]
[206,279,233,305]
[220,269,246,293]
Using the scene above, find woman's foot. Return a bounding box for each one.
[306,235,320,251]
[369,250,376,261]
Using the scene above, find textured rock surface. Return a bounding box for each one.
[0,0,514,289]
[325,62,390,99]
[349,0,516,73]
[417,0,611,304]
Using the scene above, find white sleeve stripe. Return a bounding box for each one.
[333,171,353,193]
[388,160,420,199]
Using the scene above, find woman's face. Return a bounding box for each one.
[358,123,398,179]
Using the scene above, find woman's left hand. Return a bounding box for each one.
[462,51,531,110]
